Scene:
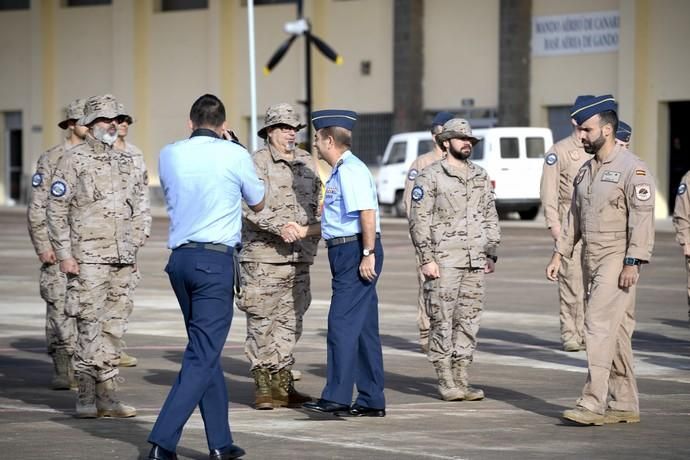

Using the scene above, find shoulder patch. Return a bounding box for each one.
[407,168,419,181]
[545,153,558,166]
[634,184,651,201]
[678,183,687,196]
[50,180,67,197]
[143,171,149,186]
[635,168,646,176]
[411,185,424,202]
[31,172,43,188]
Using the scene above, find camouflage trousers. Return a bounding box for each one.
[236,261,311,372]
[424,267,484,363]
[558,240,585,344]
[415,260,431,346]
[40,263,76,354]
[66,263,133,382]
[112,267,141,350]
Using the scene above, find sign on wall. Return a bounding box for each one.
[532,10,620,56]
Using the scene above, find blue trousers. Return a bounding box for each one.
[148,246,235,452]
[321,238,385,409]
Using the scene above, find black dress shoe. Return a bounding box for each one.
[334,403,386,417]
[209,444,246,459]
[302,398,350,413]
[148,444,178,460]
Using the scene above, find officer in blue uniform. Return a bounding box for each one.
[616,121,632,148]
[147,94,265,460]
[295,109,386,417]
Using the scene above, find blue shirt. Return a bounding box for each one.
[159,133,265,249]
[322,150,381,240]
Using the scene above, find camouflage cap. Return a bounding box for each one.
[58,98,86,129]
[257,103,305,139]
[436,118,480,145]
[116,103,135,125]
[78,94,122,126]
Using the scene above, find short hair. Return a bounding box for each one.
[190,94,226,128]
[598,110,619,135]
[430,124,443,137]
[319,126,352,148]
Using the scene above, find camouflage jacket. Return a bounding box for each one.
[240,145,321,263]
[409,157,500,268]
[123,141,152,241]
[47,135,147,264]
[27,141,79,255]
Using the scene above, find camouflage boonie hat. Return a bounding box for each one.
[436,118,480,145]
[78,94,122,126]
[58,98,86,129]
[257,103,305,139]
[116,103,135,125]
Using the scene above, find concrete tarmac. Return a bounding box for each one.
[1,208,689,459]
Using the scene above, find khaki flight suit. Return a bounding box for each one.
[27,141,78,355]
[540,132,588,345]
[557,144,655,415]
[404,149,444,348]
[672,170,690,321]
[409,158,500,363]
[47,135,147,382]
[237,145,321,372]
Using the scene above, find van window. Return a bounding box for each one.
[470,139,484,160]
[526,137,546,158]
[500,138,519,159]
[384,142,407,165]
[417,140,435,156]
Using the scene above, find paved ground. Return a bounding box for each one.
[0,207,689,460]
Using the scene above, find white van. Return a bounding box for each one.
[376,127,553,219]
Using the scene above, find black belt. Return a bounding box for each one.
[177,242,232,253]
[325,233,380,248]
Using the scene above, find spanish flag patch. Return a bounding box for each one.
[635,169,646,176]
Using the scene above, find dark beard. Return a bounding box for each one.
[448,144,471,160]
[583,133,605,154]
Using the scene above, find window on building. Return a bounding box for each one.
[0,0,29,10]
[64,0,111,6]
[352,112,393,165]
[500,137,519,159]
[526,137,545,158]
[159,0,208,12]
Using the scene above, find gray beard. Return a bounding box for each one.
[93,125,117,146]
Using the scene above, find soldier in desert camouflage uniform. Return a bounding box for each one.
[237,103,320,410]
[27,98,86,390]
[47,94,147,419]
[112,103,151,367]
[409,118,500,402]
[404,111,454,353]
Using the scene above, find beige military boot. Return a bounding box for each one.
[252,368,273,410]
[562,406,605,426]
[272,368,312,408]
[96,378,137,417]
[603,409,640,424]
[452,358,485,401]
[290,369,302,381]
[119,351,138,367]
[432,360,464,401]
[51,349,73,390]
[75,372,98,418]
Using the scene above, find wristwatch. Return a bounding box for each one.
[362,248,374,257]
[623,257,642,266]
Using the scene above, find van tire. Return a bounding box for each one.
[518,206,539,220]
[394,190,406,218]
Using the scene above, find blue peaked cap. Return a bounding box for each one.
[616,121,632,142]
[570,94,618,125]
[311,109,358,131]
[432,111,455,128]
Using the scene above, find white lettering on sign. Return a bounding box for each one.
[532,11,619,56]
